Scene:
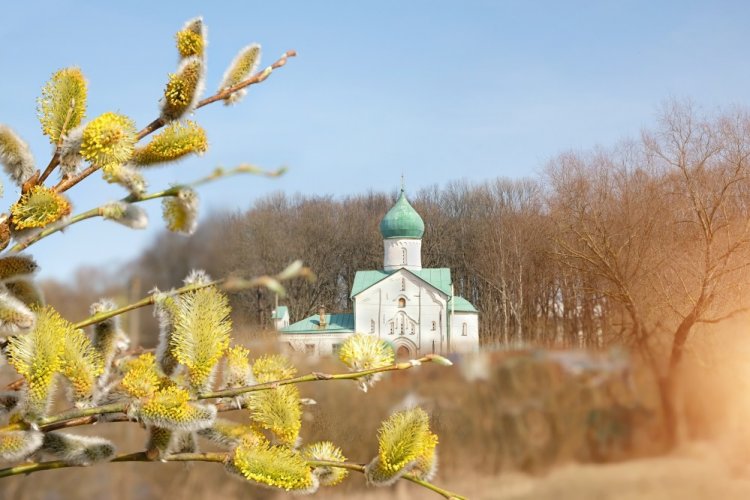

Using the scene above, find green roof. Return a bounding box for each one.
[271,306,288,319]
[449,296,478,313]
[280,313,354,334]
[380,190,425,239]
[351,268,452,297]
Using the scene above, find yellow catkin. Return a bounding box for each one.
[376,407,438,475]
[11,186,72,230]
[120,353,162,399]
[161,58,204,121]
[247,384,302,446]
[171,285,231,392]
[252,354,296,383]
[175,18,205,59]
[219,44,261,105]
[223,345,253,388]
[338,333,394,391]
[301,441,349,486]
[139,386,216,431]
[6,307,70,419]
[162,189,199,234]
[131,121,207,166]
[231,437,316,492]
[0,430,43,462]
[37,67,87,144]
[80,112,136,171]
[59,328,104,403]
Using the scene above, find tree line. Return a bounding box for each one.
[51,101,750,356]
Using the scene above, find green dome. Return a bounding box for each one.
[380,190,425,239]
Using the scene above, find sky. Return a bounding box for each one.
[2,1,750,281]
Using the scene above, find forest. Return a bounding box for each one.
[57,101,750,360]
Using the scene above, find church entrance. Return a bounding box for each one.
[396,345,411,360]
[393,339,417,360]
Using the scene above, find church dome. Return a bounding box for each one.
[380,190,425,239]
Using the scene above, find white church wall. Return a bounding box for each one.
[383,238,422,271]
[449,312,479,353]
[354,269,448,356]
[280,333,352,357]
[272,311,289,330]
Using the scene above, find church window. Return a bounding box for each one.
[462,322,468,336]
[402,247,407,264]
[370,319,375,333]
[431,321,436,331]
[398,297,406,308]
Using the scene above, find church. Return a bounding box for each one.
[274,189,480,357]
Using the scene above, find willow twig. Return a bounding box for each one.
[37,151,61,185]
[0,355,448,433]
[0,453,465,499]
[73,279,223,329]
[200,355,446,399]
[53,51,296,193]
[8,164,286,254]
[308,460,467,500]
[0,402,127,433]
[0,451,226,479]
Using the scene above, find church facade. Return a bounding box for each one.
[275,189,479,357]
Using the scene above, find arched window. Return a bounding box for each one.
[398,297,406,308]
[462,322,468,336]
[370,319,375,333]
[401,247,407,265]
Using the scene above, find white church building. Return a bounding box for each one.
[275,189,479,357]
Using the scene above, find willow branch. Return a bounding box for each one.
[200,355,450,399]
[0,453,464,499]
[0,451,226,479]
[1,355,448,433]
[8,208,101,254]
[72,258,310,330]
[194,50,297,109]
[8,164,286,254]
[54,50,296,193]
[308,460,467,500]
[37,151,61,185]
[0,402,128,433]
[73,279,223,329]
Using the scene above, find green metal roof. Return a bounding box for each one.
[379,190,425,239]
[280,313,354,334]
[350,270,390,297]
[271,306,288,319]
[350,268,452,297]
[449,296,478,313]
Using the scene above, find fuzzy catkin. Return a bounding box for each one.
[0,125,35,186]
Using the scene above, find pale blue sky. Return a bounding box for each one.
[2,1,750,280]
